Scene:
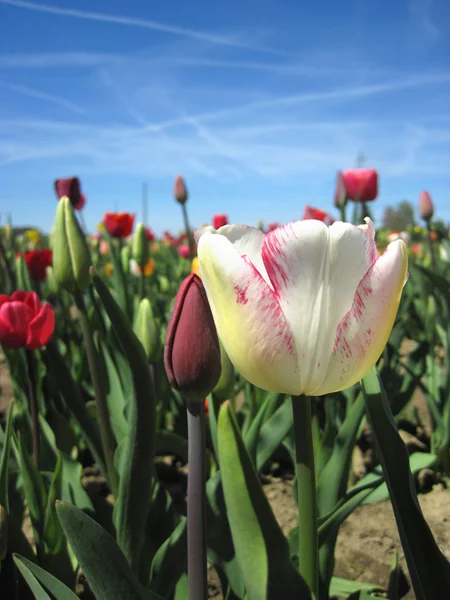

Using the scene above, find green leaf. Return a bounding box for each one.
[92,271,156,574]
[150,518,187,597]
[329,577,384,598]
[43,452,64,555]
[56,502,163,600]
[95,335,128,444]
[362,368,450,600]
[14,555,79,600]
[102,230,132,320]
[245,392,280,465]
[218,401,311,600]
[0,404,14,510]
[14,556,52,600]
[44,342,106,477]
[255,398,293,471]
[13,431,47,553]
[386,551,400,600]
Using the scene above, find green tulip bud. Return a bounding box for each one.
[53,197,91,292]
[46,266,60,294]
[133,298,161,362]
[213,341,235,401]
[121,245,131,274]
[132,223,150,268]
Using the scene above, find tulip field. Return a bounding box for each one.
[0,171,450,600]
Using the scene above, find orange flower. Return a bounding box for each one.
[204,398,209,416]
[143,257,155,276]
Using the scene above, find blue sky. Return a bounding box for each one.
[0,0,449,234]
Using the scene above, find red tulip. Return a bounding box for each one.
[178,244,191,259]
[267,222,280,232]
[302,205,335,226]
[213,214,228,229]
[342,169,378,202]
[54,177,85,210]
[163,231,179,248]
[164,274,221,402]
[173,175,188,205]
[104,213,135,238]
[419,191,434,221]
[0,291,55,350]
[23,249,53,281]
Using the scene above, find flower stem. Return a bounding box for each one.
[186,399,207,600]
[74,290,118,496]
[25,350,40,469]
[291,395,318,598]
[181,204,195,260]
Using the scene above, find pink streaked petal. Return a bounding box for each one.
[198,232,300,394]
[260,219,387,394]
[316,239,408,395]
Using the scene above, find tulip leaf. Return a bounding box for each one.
[14,555,79,600]
[0,403,14,510]
[255,398,293,471]
[361,367,450,600]
[56,502,163,600]
[102,229,132,321]
[44,342,106,477]
[43,452,64,555]
[150,518,187,596]
[14,556,52,600]
[245,392,281,464]
[218,401,311,600]
[92,271,156,574]
[329,577,384,598]
[95,335,128,444]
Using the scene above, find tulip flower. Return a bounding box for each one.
[196,218,408,397]
[267,222,280,232]
[302,205,334,226]
[104,213,135,238]
[178,244,191,259]
[54,177,85,210]
[145,227,156,241]
[213,214,228,230]
[342,169,378,202]
[173,174,188,205]
[23,248,53,281]
[0,291,54,350]
[419,191,434,221]
[164,274,221,403]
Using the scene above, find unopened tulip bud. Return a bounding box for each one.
[173,175,188,205]
[53,197,92,293]
[419,191,434,221]
[0,505,7,560]
[121,245,131,274]
[164,274,221,403]
[132,223,150,268]
[134,298,161,362]
[46,266,59,294]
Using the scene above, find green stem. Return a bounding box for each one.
[74,291,118,496]
[181,203,195,260]
[186,399,207,600]
[339,204,347,223]
[139,270,146,301]
[291,395,318,598]
[26,350,40,470]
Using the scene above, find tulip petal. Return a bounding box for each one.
[27,303,55,350]
[318,240,408,395]
[198,232,299,394]
[260,219,380,394]
[0,302,30,349]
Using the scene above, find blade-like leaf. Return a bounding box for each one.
[92,271,156,573]
[362,368,450,600]
[56,502,163,600]
[14,555,79,600]
[218,401,311,600]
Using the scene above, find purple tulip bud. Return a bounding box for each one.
[419,191,434,221]
[173,175,188,205]
[164,274,221,403]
